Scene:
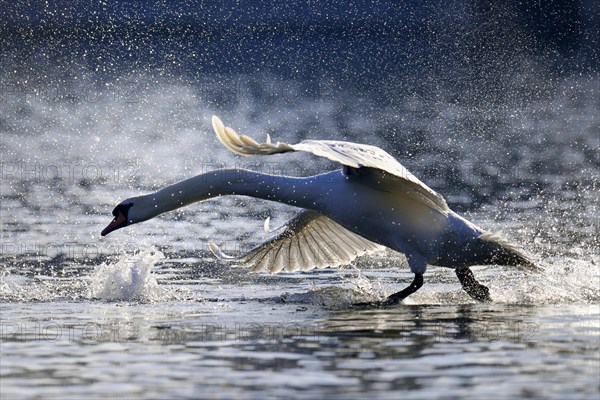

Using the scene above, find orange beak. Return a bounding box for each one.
[101,211,126,236]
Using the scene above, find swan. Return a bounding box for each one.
[101,116,537,304]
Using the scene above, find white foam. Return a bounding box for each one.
[293,256,600,307]
[489,257,600,305]
[87,247,166,302]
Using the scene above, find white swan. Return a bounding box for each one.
[102,116,536,304]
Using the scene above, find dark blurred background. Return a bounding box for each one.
[1,0,597,103]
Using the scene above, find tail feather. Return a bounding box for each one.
[478,232,542,272]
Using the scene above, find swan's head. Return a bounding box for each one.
[101,202,134,236]
[101,196,156,236]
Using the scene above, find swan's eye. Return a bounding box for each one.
[112,203,134,217]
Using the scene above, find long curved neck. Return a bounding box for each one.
[145,168,329,218]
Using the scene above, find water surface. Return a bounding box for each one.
[1,69,599,399]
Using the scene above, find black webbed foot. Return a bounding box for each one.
[353,273,424,307]
[455,268,492,302]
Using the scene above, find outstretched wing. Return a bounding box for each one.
[212,116,448,214]
[209,210,385,273]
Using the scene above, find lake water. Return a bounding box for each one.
[1,71,599,399]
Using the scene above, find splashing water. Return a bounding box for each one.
[87,248,166,302]
[489,258,600,305]
[279,256,600,308]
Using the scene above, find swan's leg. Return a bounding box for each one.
[353,252,426,307]
[352,273,424,307]
[384,273,424,305]
[455,267,492,302]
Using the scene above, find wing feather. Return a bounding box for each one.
[209,210,385,273]
[212,116,448,213]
